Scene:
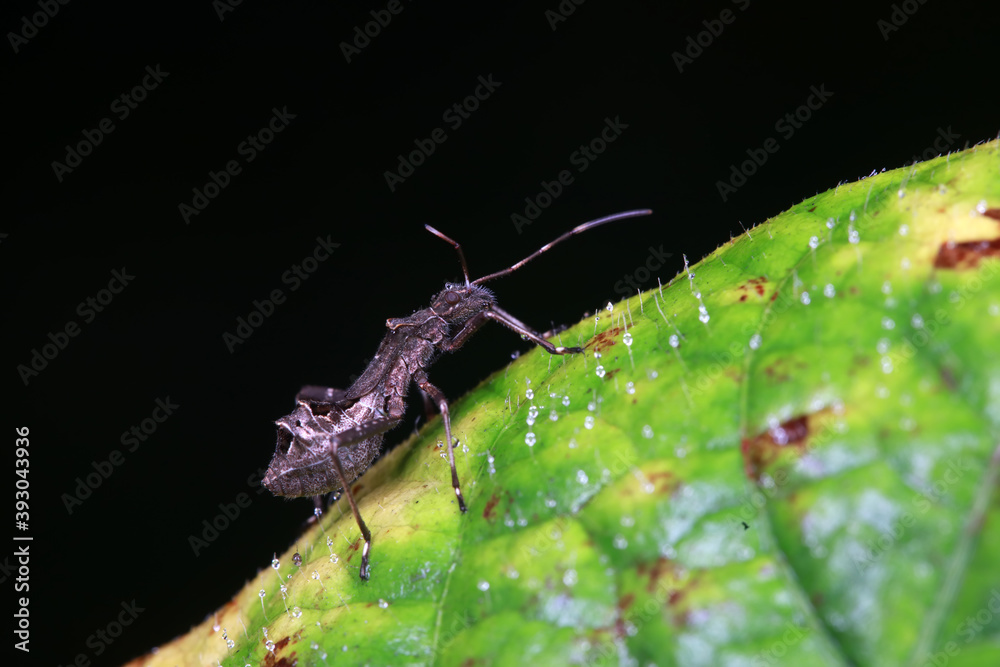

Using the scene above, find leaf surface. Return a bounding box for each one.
[128,140,1000,667]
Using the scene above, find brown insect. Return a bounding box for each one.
[263,209,652,579]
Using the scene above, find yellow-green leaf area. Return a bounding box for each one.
[127,141,1000,667]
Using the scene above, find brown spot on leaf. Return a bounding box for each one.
[346,537,361,561]
[934,238,1000,270]
[664,574,699,628]
[741,415,811,481]
[483,490,502,522]
[645,556,674,593]
[618,593,635,611]
[603,368,621,381]
[940,365,958,391]
[734,276,770,303]
[778,416,810,443]
[807,205,817,212]
[763,358,808,384]
[763,362,791,383]
[586,326,623,353]
[647,470,680,495]
[260,637,295,667]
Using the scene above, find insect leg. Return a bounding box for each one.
[441,307,581,355]
[323,416,401,580]
[413,373,467,513]
[439,310,491,350]
[417,386,437,421]
[485,305,584,354]
[328,436,374,580]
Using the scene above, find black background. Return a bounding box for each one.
[2,1,997,665]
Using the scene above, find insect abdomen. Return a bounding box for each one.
[263,402,385,498]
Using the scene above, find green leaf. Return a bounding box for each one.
[128,140,1000,667]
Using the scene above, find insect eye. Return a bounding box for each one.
[444,290,461,305]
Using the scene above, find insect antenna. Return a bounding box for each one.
[471,209,653,285]
[425,225,471,286]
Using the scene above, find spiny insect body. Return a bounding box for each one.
[263,209,652,579]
